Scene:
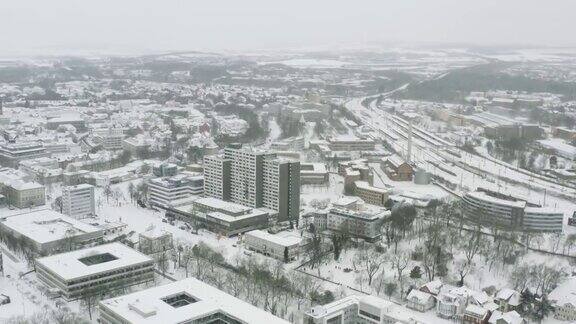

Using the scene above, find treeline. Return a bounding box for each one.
[394,62,576,102]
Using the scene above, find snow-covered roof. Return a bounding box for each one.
[359,295,424,323]
[307,296,359,318]
[99,277,290,324]
[465,304,488,317]
[421,280,443,295]
[354,181,390,194]
[245,230,301,247]
[496,288,521,306]
[466,191,526,209]
[35,243,152,281]
[140,227,172,240]
[407,290,434,304]
[194,197,252,214]
[300,163,327,174]
[386,154,408,168]
[0,210,102,245]
[489,310,524,324]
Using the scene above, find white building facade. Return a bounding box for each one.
[62,184,95,219]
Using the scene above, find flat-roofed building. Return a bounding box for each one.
[148,174,204,208]
[244,230,301,262]
[271,136,305,151]
[300,163,329,185]
[92,127,124,150]
[203,155,231,201]
[46,116,87,131]
[462,189,563,232]
[338,159,374,194]
[305,295,427,324]
[353,181,390,207]
[0,142,49,168]
[98,277,290,324]
[152,163,178,177]
[204,145,300,224]
[18,157,62,184]
[165,197,270,237]
[0,210,103,255]
[328,201,389,242]
[35,243,154,300]
[62,184,95,219]
[327,136,375,151]
[139,228,173,256]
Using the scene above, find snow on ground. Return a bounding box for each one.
[0,245,83,322]
[370,162,451,201]
[261,59,352,69]
[300,173,346,205]
[299,246,455,324]
[98,187,240,263]
[96,180,305,269]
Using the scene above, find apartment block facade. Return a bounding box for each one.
[203,144,300,223]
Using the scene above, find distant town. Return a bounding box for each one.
[0,46,576,324]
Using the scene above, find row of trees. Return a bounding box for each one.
[6,309,89,324]
[171,241,330,321]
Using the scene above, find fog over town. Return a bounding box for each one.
[1,1,576,324]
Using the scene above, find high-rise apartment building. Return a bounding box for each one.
[203,144,300,223]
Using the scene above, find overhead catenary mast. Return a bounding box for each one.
[406,121,413,164]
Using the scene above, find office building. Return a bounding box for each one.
[244,230,301,262]
[300,163,329,185]
[327,136,376,151]
[0,210,103,255]
[165,197,271,236]
[35,243,154,300]
[327,198,389,242]
[62,184,95,219]
[462,189,564,232]
[0,142,49,168]
[148,174,204,208]
[305,295,426,324]
[46,116,87,132]
[152,163,178,177]
[92,128,124,150]
[98,277,290,324]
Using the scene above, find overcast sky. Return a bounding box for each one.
[1,0,575,56]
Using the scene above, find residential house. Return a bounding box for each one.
[406,289,435,312]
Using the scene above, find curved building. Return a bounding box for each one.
[462,190,563,232]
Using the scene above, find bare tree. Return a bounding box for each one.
[103,184,113,203]
[391,252,410,299]
[354,246,386,286]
